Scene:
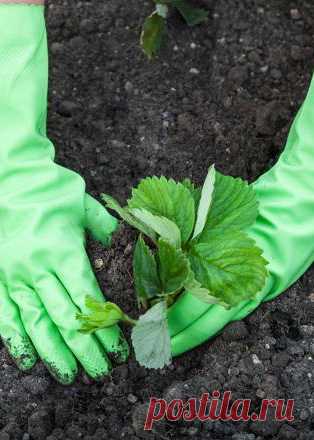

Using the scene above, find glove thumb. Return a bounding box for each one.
[84,194,119,246]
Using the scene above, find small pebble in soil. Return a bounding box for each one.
[270,68,282,80]
[189,68,200,75]
[124,81,133,93]
[94,258,104,269]
[127,393,138,404]
[290,9,301,20]
[252,354,262,365]
[50,42,63,54]
[256,389,265,398]
[57,100,79,117]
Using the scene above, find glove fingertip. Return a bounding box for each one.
[43,360,78,385]
[2,336,38,371]
[85,194,119,246]
[18,355,38,372]
[96,327,130,364]
[113,334,130,364]
[92,218,119,248]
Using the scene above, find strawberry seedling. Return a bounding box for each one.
[77,166,268,369]
[141,0,208,59]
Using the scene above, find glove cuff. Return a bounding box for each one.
[0,0,44,4]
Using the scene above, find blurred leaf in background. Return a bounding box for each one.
[141,1,208,59]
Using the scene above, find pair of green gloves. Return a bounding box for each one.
[1,3,314,384]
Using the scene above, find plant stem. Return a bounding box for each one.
[122,314,138,326]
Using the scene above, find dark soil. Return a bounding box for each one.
[0,0,313,439]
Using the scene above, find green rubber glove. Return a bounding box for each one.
[169,74,314,356]
[0,3,128,384]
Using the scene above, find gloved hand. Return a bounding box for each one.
[169,74,314,356]
[0,3,128,383]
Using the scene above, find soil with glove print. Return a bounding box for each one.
[0,0,313,439]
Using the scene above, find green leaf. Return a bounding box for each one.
[128,176,195,243]
[158,239,190,294]
[171,0,208,26]
[141,12,166,59]
[184,270,227,306]
[133,236,161,307]
[102,194,157,242]
[131,301,171,369]
[182,178,201,209]
[198,172,259,240]
[131,208,181,248]
[77,297,124,333]
[192,165,215,239]
[188,230,268,307]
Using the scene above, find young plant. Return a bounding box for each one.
[141,0,208,59]
[77,166,268,369]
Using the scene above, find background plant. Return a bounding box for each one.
[141,0,208,58]
[78,166,268,369]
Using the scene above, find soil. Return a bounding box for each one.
[0,0,313,439]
